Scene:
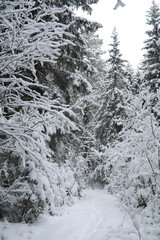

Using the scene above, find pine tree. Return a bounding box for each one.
[107,27,127,89]
[73,32,108,185]
[35,0,101,105]
[97,5,160,236]
[0,0,101,223]
[78,32,107,126]
[96,28,129,145]
[33,0,102,171]
[142,0,160,92]
[141,0,160,123]
[100,88,160,239]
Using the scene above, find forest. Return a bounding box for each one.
[0,0,160,239]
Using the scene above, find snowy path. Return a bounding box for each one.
[1,189,140,240]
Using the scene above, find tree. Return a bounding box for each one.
[74,32,108,185]
[99,88,160,239]
[95,4,160,237]
[142,1,160,92]
[0,0,101,223]
[35,0,101,105]
[141,0,160,124]
[78,32,107,128]
[32,1,102,173]
[96,28,129,145]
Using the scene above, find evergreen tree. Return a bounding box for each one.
[34,0,102,169]
[83,32,107,87]
[96,4,160,236]
[0,0,79,223]
[96,28,129,145]
[74,32,108,185]
[124,62,137,92]
[79,32,107,127]
[133,67,144,94]
[100,88,160,239]
[142,0,160,123]
[142,0,160,92]
[107,27,126,88]
[36,0,101,105]
[0,0,101,222]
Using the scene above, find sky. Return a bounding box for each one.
[76,0,159,69]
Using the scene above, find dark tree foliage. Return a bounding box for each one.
[142,0,160,92]
[53,0,99,13]
[0,0,101,223]
[38,1,102,166]
[96,28,128,145]
[38,2,101,104]
[141,0,160,123]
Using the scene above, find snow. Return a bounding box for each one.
[0,189,139,240]
[156,38,160,47]
[0,107,5,123]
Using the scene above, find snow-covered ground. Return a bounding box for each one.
[0,189,140,240]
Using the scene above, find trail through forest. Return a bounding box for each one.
[2,189,140,240]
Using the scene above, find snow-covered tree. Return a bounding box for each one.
[32,1,102,175]
[94,4,160,236]
[124,62,137,93]
[36,0,101,105]
[96,28,129,145]
[0,0,101,223]
[77,32,107,129]
[99,88,160,238]
[142,0,160,92]
[74,32,108,185]
[141,0,160,124]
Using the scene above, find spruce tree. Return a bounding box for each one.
[74,32,108,184]
[36,0,101,105]
[34,0,102,169]
[0,0,101,222]
[96,28,129,145]
[142,0,160,92]
[142,0,160,123]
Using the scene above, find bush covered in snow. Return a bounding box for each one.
[0,0,100,223]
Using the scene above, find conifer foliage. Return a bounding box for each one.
[0,0,76,223]
[0,0,100,223]
[95,3,160,238]
[1,2,160,238]
[142,0,160,92]
[96,28,128,145]
[142,0,160,124]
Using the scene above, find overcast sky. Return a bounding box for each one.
[76,0,159,69]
